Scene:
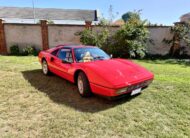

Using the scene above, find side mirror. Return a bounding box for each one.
[62,59,71,64]
[50,57,54,62]
[110,54,113,59]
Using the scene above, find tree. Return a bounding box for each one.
[166,22,190,57]
[122,10,141,23]
[108,11,149,58]
[76,10,149,59]
[75,29,110,48]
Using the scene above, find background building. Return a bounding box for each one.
[0,7,100,24]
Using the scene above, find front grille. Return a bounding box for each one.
[127,79,153,92]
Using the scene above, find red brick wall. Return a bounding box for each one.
[40,20,49,50]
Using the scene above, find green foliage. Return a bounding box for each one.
[122,11,141,23]
[76,29,110,48]
[108,17,149,58]
[171,23,190,46]
[22,46,38,56]
[77,11,149,59]
[96,29,110,48]
[98,18,110,26]
[10,44,20,55]
[10,44,38,56]
[162,23,190,58]
[76,29,96,46]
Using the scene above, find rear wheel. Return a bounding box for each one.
[77,72,92,97]
[42,60,50,75]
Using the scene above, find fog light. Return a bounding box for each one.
[116,87,128,94]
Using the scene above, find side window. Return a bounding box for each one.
[51,49,59,56]
[57,49,73,63]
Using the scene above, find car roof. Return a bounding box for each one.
[46,44,95,53]
[57,45,95,49]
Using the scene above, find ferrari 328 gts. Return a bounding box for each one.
[38,45,154,98]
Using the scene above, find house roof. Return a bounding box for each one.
[0,7,98,21]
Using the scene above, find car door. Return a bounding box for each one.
[47,48,60,74]
[53,48,74,82]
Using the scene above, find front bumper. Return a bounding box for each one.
[90,83,117,97]
[90,79,153,97]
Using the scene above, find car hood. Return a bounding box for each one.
[79,59,154,88]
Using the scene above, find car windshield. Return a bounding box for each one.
[74,47,110,63]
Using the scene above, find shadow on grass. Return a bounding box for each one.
[22,69,137,113]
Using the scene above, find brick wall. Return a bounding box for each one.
[0,19,7,54]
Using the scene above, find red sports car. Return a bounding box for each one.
[38,45,154,98]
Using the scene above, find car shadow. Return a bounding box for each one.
[22,69,138,113]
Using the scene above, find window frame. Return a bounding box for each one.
[56,48,74,63]
[73,47,110,63]
[51,49,59,56]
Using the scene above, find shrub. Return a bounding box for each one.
[98,18,110,26]
[22,46,38,56]
[76,11,149,59]
[76,29,97,46]
[171,23,190,45]
[109,18,149,58]
[163,22,190,57]
[10,45,20,55]
[76,28,110,48]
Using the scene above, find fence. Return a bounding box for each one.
[0,19,190,56]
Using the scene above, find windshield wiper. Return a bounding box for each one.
[94,56,105,60]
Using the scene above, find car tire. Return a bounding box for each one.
[77,72,92,97]
[42,59,50,75]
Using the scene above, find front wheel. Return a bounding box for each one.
[77,72,92,97]
[42,60,50,75]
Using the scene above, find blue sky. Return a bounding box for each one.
[0,0,190,25]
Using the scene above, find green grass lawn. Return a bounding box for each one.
[0,56,190,137]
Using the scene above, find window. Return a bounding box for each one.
[51,49,59,56]
[57,49,73,63]
[74,47,110,62]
